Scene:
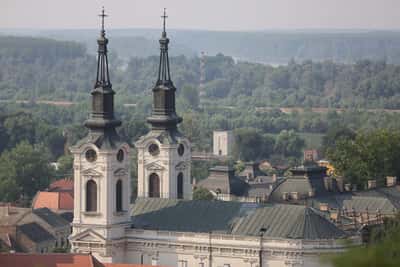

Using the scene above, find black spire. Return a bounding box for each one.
[84,7,121,133]
[147,8,182,130]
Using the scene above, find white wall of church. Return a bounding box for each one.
[122,229,355,267]
[136,136,192,200]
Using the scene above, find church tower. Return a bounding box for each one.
[69,8,131,263]
[136,9,192,200]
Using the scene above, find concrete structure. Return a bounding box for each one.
[69,11,360,267]
[69,10,132,262]
[213,130,234,156]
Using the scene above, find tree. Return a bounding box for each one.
[193,187,214,201]
[326,129,400,186]
[55,154,73,178]
[180,85,199,110]
[274,130,305,158]
[327,214,400,267]
[233,128,264,161]
[0,141,54,202]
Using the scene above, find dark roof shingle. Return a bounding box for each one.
[18,222,55,243]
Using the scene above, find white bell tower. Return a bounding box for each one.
[136,9,192,200]
[69,8,131,263]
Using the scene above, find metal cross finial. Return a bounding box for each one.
[99,6,108,33]
[161,8,168,34]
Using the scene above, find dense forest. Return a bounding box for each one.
[2,36,400,109]
[8,29,400,64]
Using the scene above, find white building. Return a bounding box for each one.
[69,11,360,267]
[213,130,234,156]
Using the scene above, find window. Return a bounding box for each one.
[61,237,64,247]
[178,260,188,267]
[148,143,160,156]
[177,172,184,199]
[177,144,185,156]
[116,180,123,212]
[149,173,160,198]
[151,258,158,266]
[85,149,97,162]
[86,180,97,212]
[117,149,124,162]
[223,264,231,267]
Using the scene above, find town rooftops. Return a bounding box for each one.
[197,165,248,196]
[131,198,347,240]
[0,253,161,267]
[49,178,74,192]
[33,207,70,228]
[17,222,55,243]
[32,191,74,211]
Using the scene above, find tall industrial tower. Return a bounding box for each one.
[199,51,206,100]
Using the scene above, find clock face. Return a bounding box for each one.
[117,149,124,162]
[148,143,160,156]
[177,144,185,156]
[85,149,97,162]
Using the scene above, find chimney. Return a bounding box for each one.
[344,183,352,192]
[272,174,277,183]
[335,177,344,192]
[323,177,332,191]
[386,176,397,187]
[330,209,339,222]
[308,189,315,197]
[367,180,377,190]
[319,203,329,211]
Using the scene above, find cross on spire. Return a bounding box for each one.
[161,8,168,36]
[99,6,108,36]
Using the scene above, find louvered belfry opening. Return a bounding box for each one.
[86,180,97,212]
[149,173,161,198]
[116,180,123,212]
[177,173,184,199]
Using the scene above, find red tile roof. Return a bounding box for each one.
[49,178,74,192]
[0,253,163,267]
[32,191,74,211]
[0,253,96,267]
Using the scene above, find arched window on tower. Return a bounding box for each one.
[149,173,160,198]
[116,179,123,212]
[177,172,184,199]
[86,180,97,212]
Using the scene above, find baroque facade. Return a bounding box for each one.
[69,9,359,267]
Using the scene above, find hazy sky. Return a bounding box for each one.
[2,0,400,31]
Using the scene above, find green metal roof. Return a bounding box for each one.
[131,198,346,240]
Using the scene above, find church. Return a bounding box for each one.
[68,9,359,267]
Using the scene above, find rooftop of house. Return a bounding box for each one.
[0,253,161,267]
[131,198,347,240]
[49,178,74,192]
[307,186,400,214]
[0,206,31,226]
[33,207,70,228]
[17,222,55,243]
[32,191,74,211]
